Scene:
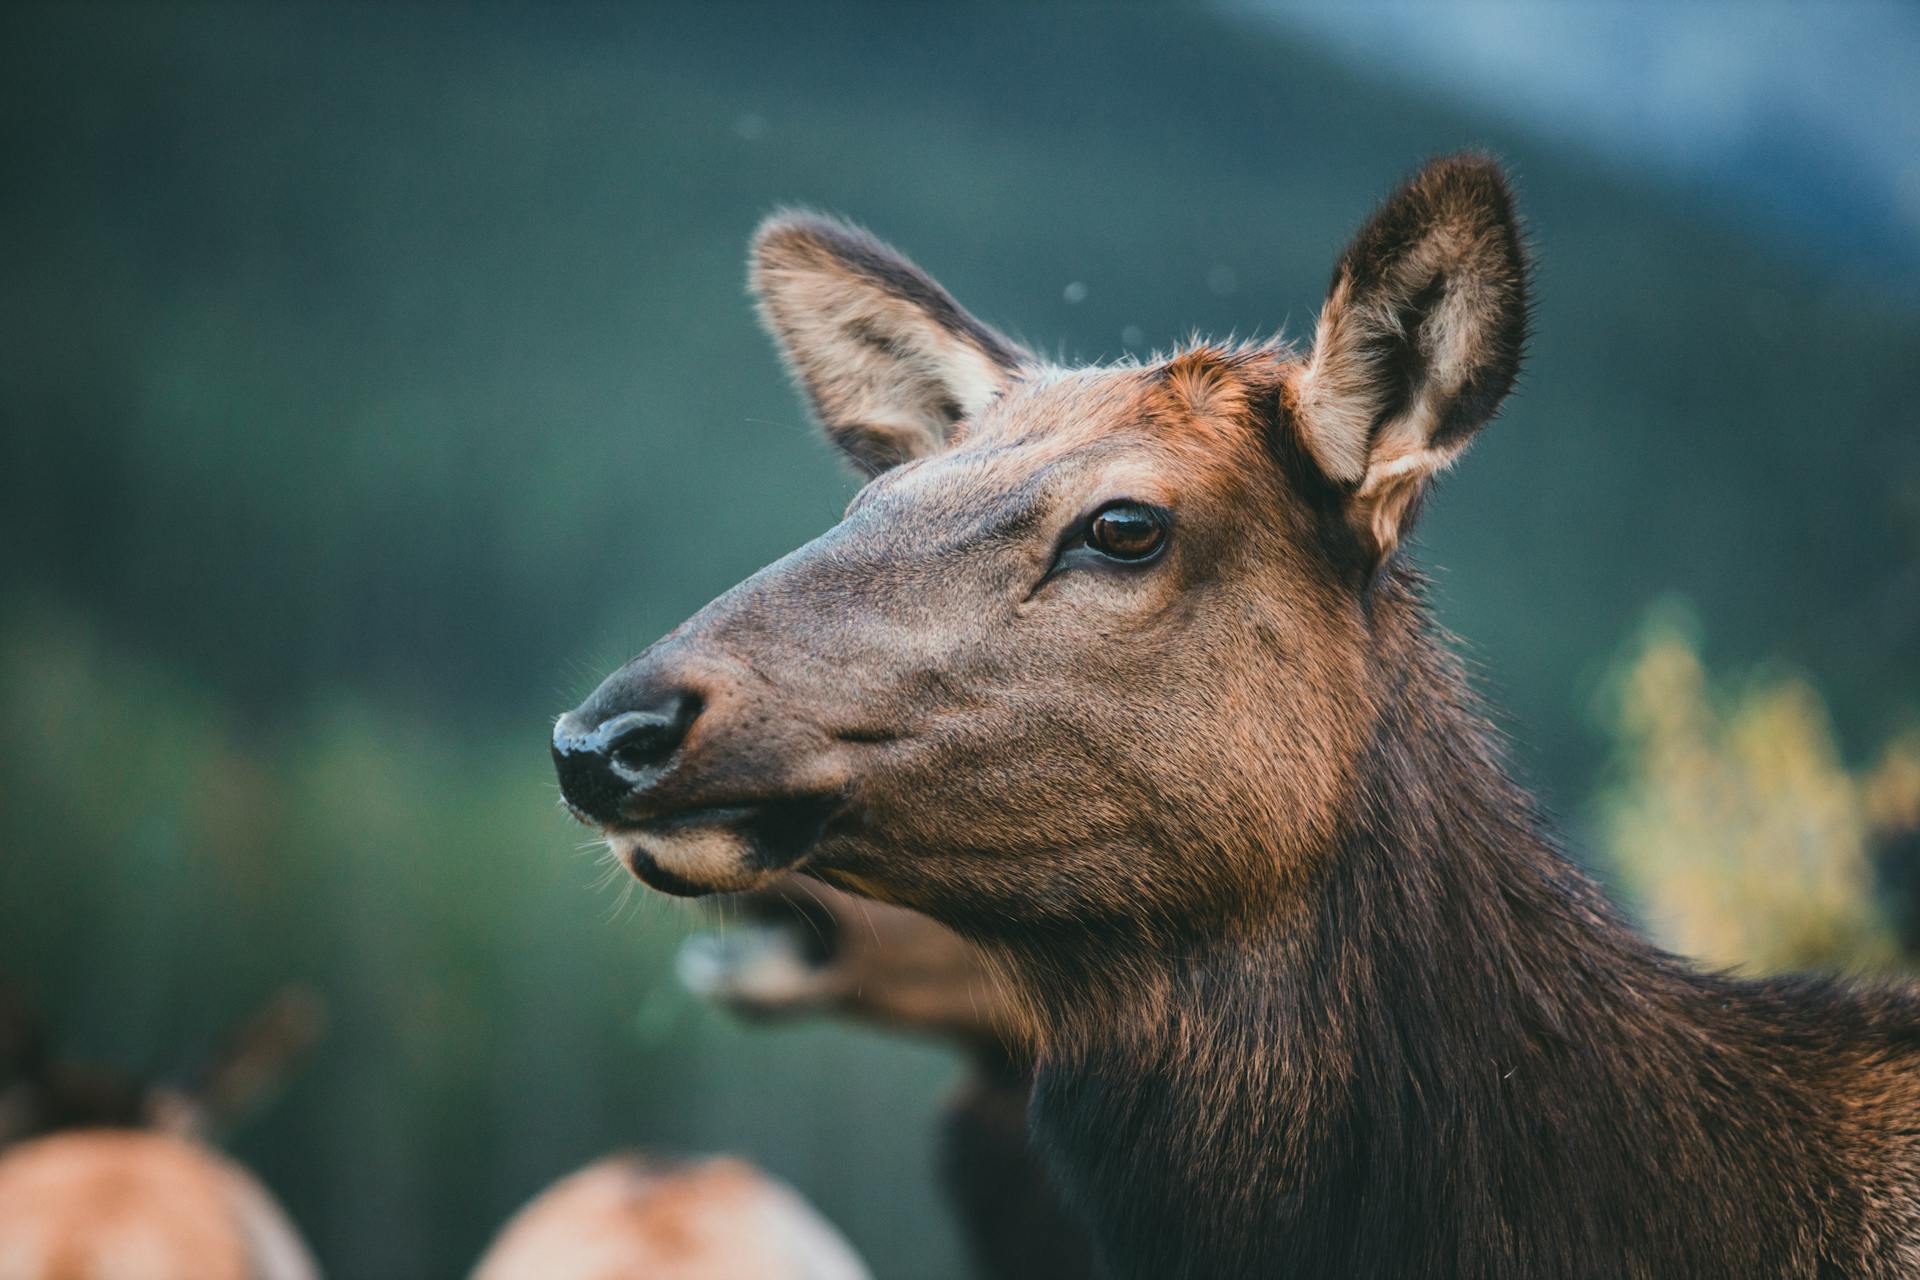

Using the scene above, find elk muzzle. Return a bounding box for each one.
[551,640,854,897]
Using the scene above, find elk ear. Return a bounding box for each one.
[751,212,1030,476]
[1288,154,1530,562]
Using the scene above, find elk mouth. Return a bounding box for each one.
[604,794,843,898]
[675,884,845,1013]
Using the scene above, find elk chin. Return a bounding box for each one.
[609,825,763,897]
[606,795,843,897]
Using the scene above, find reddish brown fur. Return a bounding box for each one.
[555,155,1920,1277]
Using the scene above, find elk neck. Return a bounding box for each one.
[1014,568,1865,1278]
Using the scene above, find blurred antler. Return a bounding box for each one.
[149,985,327,1140]
[0,979,45,1084]
[0,979,48,1148]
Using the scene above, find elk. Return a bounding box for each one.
[551,155,1920,1277]
[470,1151,871,1280]
[0,984,323,1280]
[679,876,1095,1280]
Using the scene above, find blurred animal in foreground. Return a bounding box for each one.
[0,1130,317,1280]
[0,985,324,1280]
[1598,611,1920,974]
[679,876,1095,1280]
[470,1151,870,1280]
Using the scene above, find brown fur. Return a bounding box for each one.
[555,155,1920,1277]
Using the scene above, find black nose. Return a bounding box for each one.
[551,688,701,824]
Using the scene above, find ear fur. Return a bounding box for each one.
[1288,153,1530,561]
[751,212,1030,476]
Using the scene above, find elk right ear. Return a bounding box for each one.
[751,213,1030,476]
[1288,154,1530,564]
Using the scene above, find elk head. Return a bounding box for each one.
[553,155,1528,967]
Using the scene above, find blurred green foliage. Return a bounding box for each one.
[2,4,1916,1276]
[0,599,961,1275]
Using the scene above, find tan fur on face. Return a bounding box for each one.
[797,355,1376,1024]
[611,825,759,893]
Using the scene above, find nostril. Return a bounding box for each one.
[602,690,702,776]
[551,687,703,824]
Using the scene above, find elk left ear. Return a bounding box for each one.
[1288,154,1530,562]
[752,212,1031,477]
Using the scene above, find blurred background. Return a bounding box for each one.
[2,3,1916,1276]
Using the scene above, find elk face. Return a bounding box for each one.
[553,156,1528,942]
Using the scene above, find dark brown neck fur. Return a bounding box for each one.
[1013,573,1920,1279]
[939,1046,1099,1280]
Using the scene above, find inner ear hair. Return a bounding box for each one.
[1288,153,1530,562]
[751,212,1030,476]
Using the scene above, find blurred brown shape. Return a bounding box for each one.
[680,877,1095,1280]
[470,1152,870,1280]
[0,984,325,1279]
[0,984,326,1148]
[0,1130,318,1280]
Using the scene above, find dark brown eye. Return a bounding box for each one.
[1087,501,1168,562]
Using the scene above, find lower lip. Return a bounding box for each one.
[607,795,842,894]
[655,798,838,865]
[622,845,718,897]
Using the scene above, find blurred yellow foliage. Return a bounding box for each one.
[1865,730,1920,839]
[1596,609,1920,975]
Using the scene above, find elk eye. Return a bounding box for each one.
[1087,501,1168,562]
